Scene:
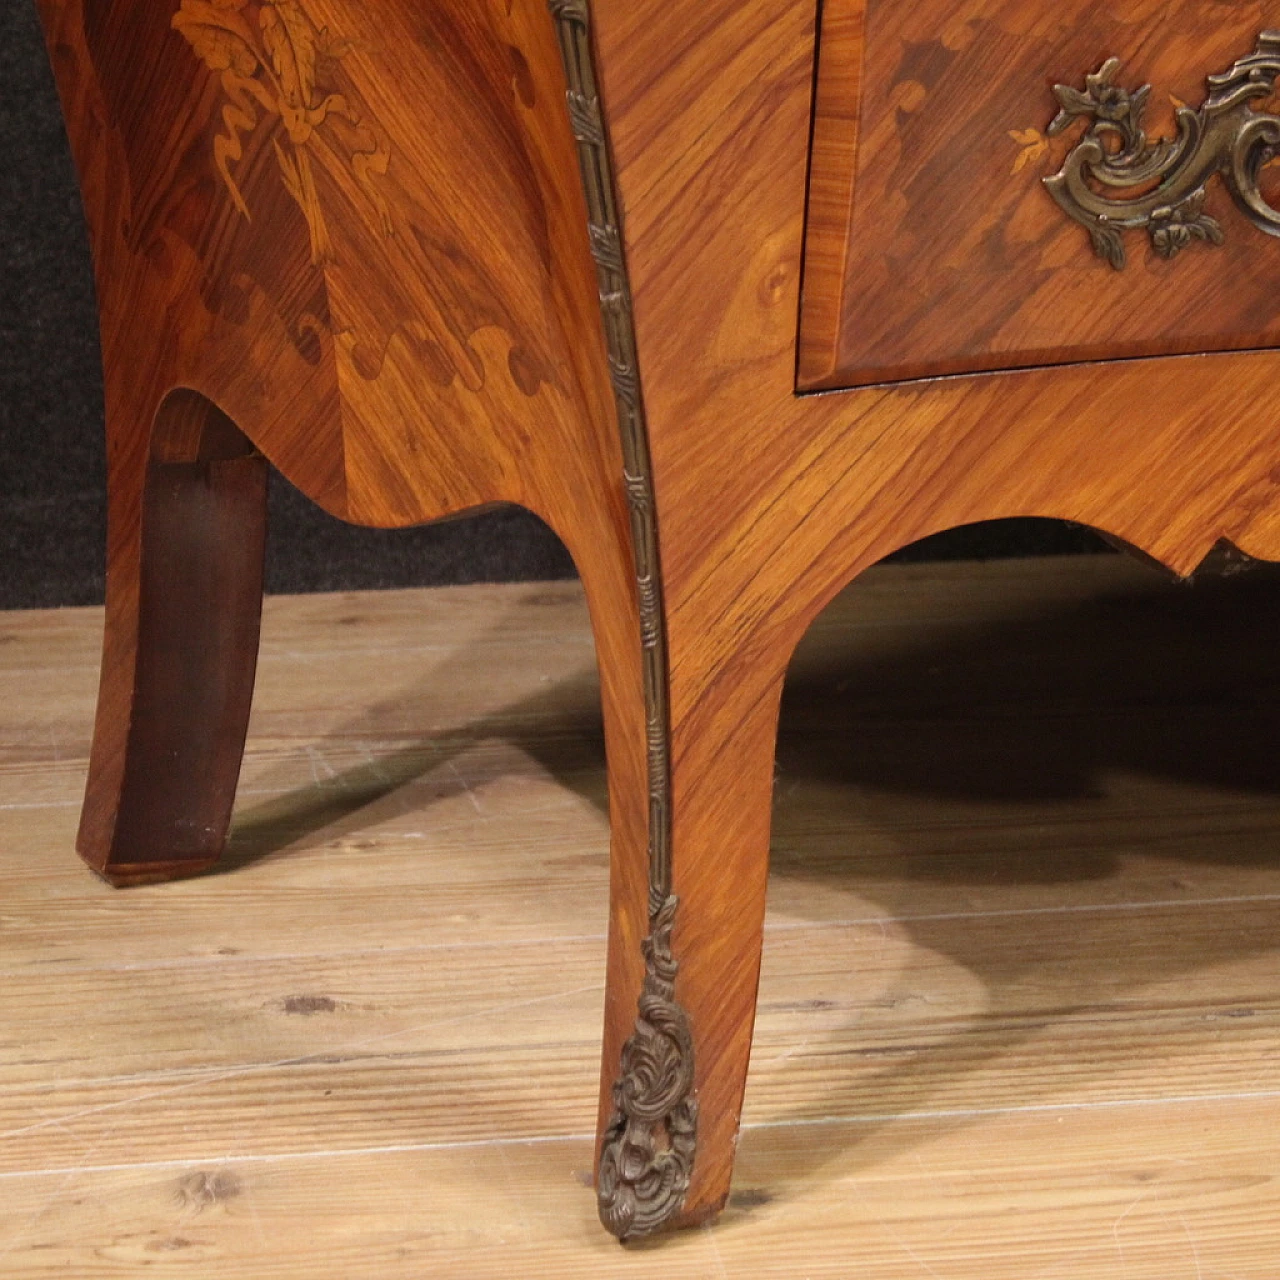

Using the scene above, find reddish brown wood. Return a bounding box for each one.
[592,0,1280,1234]
[78,391,267,886]
[40,0,1280,1246]
[36,0,652,1225]
[800,1,1280,389]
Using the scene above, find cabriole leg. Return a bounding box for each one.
[78,389,267,887]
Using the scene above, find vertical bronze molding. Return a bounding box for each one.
[547,0,698,1241]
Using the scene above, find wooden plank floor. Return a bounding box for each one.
[2,555,1279,1276]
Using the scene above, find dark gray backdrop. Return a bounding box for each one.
[0,3,1104,611]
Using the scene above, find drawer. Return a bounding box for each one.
[798,2,1280,390]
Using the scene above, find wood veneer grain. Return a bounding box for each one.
[35,0,653,1234]
[3,565,1280,1274]
[800,1,1280,389]
[37,0,1280,1242]
[592,0,1280,1227]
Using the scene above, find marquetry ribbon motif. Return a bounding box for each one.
[547,0,698,1241]
[173,0,391,265]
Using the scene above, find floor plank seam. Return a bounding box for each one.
[766,891,1280,932]
[739,1087,1280,1131]
[0,1131,602,1182]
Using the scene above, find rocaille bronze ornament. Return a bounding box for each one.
[1045,32,1280,270]
[547,0,698,1241]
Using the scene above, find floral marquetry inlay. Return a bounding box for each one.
[173,0,391,264]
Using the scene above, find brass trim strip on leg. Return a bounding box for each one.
[547,0,697,1241]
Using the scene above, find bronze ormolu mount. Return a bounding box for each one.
[547,0,699,1241]
[1045,32,1280,269]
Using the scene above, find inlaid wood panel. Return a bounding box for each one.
[44,0,620,530]
[800,0,1280,389]
[36,0,654,1209]
[592,0,1280,1228]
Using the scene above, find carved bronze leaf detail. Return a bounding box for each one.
[597,895,698,1241]
[1090,220,1127,272]
[1042,32,1280,269]
[1149,189,1224,260]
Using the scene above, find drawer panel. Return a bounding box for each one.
[799,2,1280,390]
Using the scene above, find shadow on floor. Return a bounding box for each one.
[735,562,1280,1201]
[223,558,1280,1202]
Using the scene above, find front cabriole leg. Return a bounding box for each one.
[546,0,700,1240]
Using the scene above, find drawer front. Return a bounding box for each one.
[799,2,1280,390]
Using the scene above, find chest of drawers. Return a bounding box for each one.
[38,0,1280,1244]
[578,0,1280,1237]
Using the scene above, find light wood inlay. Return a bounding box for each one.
[800,1,1280,389]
